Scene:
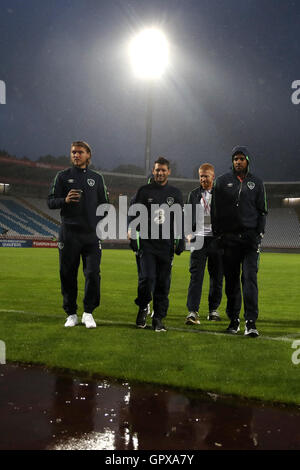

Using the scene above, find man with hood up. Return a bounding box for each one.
[212,146,267,337]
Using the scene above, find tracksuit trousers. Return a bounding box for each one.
[187,237,223,313]
[58,225,101,316]
[222,242,259,321]
[135,248,173,319]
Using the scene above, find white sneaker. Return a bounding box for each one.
[207,310,221,321]
[185,312,200,325]
[64,314,78,327]
[244,320,259,338]
[82,312,97,329]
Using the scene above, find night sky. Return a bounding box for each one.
[1,0,300,181]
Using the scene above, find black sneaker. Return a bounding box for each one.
[244,320,259,338]
[207,310,221,321]
[226,318,240,334]
[152,318,167,332]
[136,307,148,328]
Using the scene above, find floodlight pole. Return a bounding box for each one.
[144,83,153,176]
[129,28,168,176]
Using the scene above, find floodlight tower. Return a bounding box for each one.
[129,28,169,175]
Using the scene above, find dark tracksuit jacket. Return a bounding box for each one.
[186,185,223,313]
[47,166,108,316]
[212,149,268,321]
[129,181,184,318]
[212,171,267,238]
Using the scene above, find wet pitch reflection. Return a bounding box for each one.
[0,363,300,450]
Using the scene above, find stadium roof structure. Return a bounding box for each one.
[263,181,300,198]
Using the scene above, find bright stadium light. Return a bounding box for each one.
[129,28,169,175]
[129,28,169,79]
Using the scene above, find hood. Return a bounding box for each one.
[231,145,250,171]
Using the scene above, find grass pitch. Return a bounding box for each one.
[0,248,300,405]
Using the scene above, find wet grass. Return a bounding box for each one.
[0,248,300,405]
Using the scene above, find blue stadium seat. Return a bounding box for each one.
[0,209,32,235]
[0,199,58,237]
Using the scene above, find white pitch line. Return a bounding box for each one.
[1,309,299,343]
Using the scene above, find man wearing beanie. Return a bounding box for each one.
[212,146,267,337]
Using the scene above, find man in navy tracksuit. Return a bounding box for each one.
[212,146,267,337]
[47,141,109,328]
[128,157,185,332]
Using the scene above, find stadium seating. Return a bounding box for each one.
[23,197,60,223]
[262,208,300,249]
[0,208,32,235]
[0,196,59,238]
[0,196,299,249]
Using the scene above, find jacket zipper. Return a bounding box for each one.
[236,180,243,207]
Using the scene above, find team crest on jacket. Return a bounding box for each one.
[166,197,175,206]
[247,181,255,190]
[87,179,95,187]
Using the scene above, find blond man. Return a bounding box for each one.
[185,163,223,324]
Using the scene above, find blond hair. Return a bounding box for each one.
[199,163,215,173]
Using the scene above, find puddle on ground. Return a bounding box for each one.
[0,363,300,450]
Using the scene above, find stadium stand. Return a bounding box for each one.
[0,195,299,250]
[0,196,59,239]
[262,208,300,249]
[22,197,61,224]
[1,154,300,251]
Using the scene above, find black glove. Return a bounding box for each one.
[174,239,185,256]
[129,238,139,253]
[256,232,263,246]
